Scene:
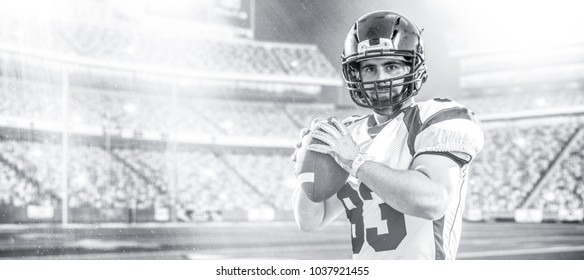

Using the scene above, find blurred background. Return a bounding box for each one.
[0,0,584,259]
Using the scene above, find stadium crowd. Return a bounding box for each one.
[0,140,287,221]
[3,77,584,140]
[467,121,580,215]
[0,16,336,79]
[0,116,582,222]
[460,85,584,116]
[0,10,583,223]
[2,74,584,221]
[535,128,584,212]
[0,141,61,207]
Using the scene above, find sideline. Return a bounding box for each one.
[0,220,346,230]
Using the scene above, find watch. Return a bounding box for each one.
[351,152,374,177]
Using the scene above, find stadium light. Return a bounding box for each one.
[534,98,546,107]
[448,0,584,54]
[513,137,527,148]
[123,103,137,114]
[0,0,68,17]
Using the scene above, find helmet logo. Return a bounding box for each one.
[357,38,395,55]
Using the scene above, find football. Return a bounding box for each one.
[295,133,350,202]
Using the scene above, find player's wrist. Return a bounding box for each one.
[350,152,374,177]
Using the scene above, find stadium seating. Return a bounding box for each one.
[534,128,584,212]
[0,141,62,206]
[271,46,337,78]
[223,153,296,211]
[1,11,584,224]
[2,78,584,220]
[0,78,62,121]
[0,16,336,79]
[0,77,308,138]
[467,120,581,216]
[459,87,584,116]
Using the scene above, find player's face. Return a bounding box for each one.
[358,57,410,103]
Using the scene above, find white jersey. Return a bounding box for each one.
[336,98,484,260]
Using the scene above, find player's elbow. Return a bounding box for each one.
[295,214,324,232]
[293,204,325,232]
[421,189,451,221]
[421,206,447,221]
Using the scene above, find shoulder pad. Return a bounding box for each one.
[413,100,484,160]
[417,98,475,123]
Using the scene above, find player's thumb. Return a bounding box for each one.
[310,118,320,129]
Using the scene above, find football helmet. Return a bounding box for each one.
[341,11,428,109]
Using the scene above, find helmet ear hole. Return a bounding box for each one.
[348,63,361,81]
[414,80,422,91]
[420,65,428,83]
[351,69,360,80]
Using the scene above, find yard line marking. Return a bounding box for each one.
[458,245,584,258]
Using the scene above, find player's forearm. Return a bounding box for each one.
[293,185,344,231]
[292,185,326,231]
[355,161,450,220]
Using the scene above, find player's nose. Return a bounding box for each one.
[378,69,392,81]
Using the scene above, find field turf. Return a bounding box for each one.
[1,221,583,260]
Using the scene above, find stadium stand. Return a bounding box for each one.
[0,16,336,79]
[0,78,62,122]
[459,85,584,116]
[181,99,299,138]
[271,45,337,78]
[222,152,296,211]
[0,9,583,224]
[534,128,584,212]
[0,140,61,207]
[467,119,581,216]
[173,150,268,216]
[2,77,584,222]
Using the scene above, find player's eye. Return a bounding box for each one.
[385,64,400,71]
[362,66,376,74]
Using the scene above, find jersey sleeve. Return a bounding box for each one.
[414,103,484,162]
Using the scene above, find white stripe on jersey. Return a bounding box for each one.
[444,164,469,259]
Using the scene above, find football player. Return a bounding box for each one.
[291,10,484,260]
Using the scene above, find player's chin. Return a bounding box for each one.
[365,90,401,103]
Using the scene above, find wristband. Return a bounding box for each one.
[350,152,374,177]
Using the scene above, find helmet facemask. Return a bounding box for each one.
[342,50,427,110]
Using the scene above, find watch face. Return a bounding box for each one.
[356,153,373,163]
[351,153,373,177]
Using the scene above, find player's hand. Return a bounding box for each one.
[290,118,320,163]
[307,117,359,173]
